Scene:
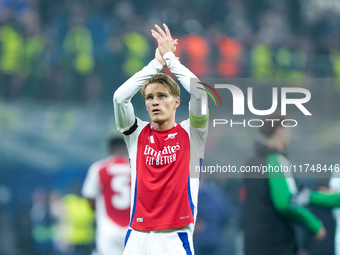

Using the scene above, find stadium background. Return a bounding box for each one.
[0,0,340,254]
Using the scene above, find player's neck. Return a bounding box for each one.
[152,119,176,131]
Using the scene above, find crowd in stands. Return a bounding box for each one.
[1,0,340,102]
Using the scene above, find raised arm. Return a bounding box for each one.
[113,58,163,133]
[151,24,208,120]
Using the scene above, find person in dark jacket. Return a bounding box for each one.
[243,112,340,255]
[194,178,233,255]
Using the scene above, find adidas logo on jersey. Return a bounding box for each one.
[164,132,178,141]
[137,218,143,222]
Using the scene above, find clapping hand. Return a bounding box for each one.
[152,24,178,67]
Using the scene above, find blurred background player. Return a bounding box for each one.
[82,137,130,255]
[243,112,340,255]
[113,23,208,255]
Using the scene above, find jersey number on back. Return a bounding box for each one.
[111,174,130,210]
[99,163,131,227]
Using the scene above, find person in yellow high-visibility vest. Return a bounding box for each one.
[0,24,25,98]
[62,24,95,101]
[251,43,273,78]
[61,192,95,255]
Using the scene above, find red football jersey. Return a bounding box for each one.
[131,124,192,230]
[98,156,131,227]
[82,156,131,235]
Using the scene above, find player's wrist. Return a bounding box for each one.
[152,58,164,69]
[163,51,176,60]
[154,57,165,67]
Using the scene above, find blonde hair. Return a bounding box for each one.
[141,73,180,99]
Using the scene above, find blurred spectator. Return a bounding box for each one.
[122,31,149,76]
[215,35,243,77]
[49,189,67,255]
[175,34,210,78]
[0,21,25,99]
[61,182,95,255]
[0,185,18,255]
[194,178,233,255]
[21,9,48,99]
[62,5,95,102]
[30,187,54,255]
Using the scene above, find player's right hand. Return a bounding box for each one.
[315,225,326,240]
[151,23,177,56]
